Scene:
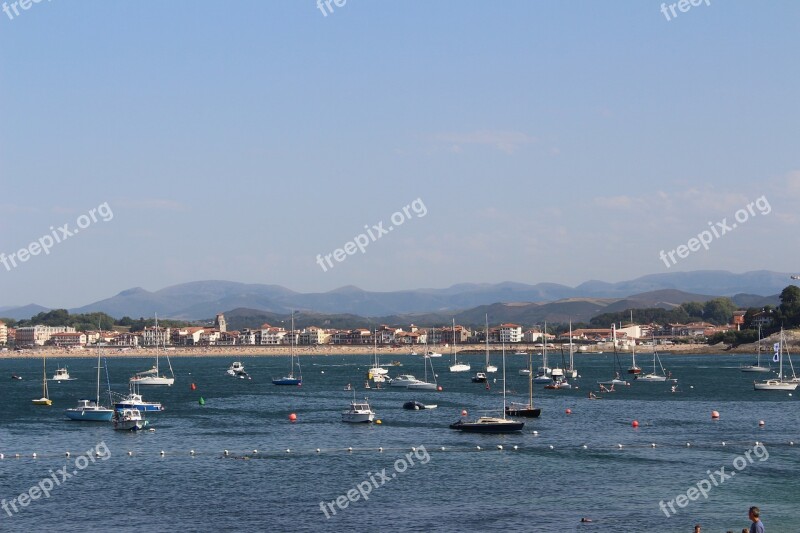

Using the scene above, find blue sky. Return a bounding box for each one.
[1,1,798,308]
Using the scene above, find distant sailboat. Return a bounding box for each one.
[273,311,302,386]
[506,341,542,418]
[741,325,771,373]
[483,315,497,373]
[449,319,470,372]
[635,336,673,383]
[598,325,629,386]
[754,329,798,391]
[65,344,114,421]
[32,352,52,406]
[130,314,175,386]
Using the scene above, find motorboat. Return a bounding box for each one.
[114,382,164,412]
[51,368,75,382]
[342,398,376,423]
[450,416,524,433]
[403,401,437,410]
[471,372,487,383]
[113,408,146,431]
[227,361,250,379]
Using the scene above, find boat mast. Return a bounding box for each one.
[569,320,574,371]
[95,339,101,406]
[484,314,489,369]
[543,321,548,370]
[502,340,507,419]
[154,313,160,373]
[452,318,457,365]
[291,311,295,378]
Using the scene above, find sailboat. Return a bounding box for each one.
[754,328,798,391]
[635,336,673,383]
[449,319,470,372]
[741,325,771,373]
[407,353,438,391]
[451,341,524,432]
[130,314,175,386]
[65,344,114,421]
[598,325,629,386]
[627,332,641,374]
[483,315,497,373]
[506,341,542,418]
[273,311,302,386]
[564,320,578,378]
[368,330,388,378]
[32,352,52,406]
[533,322,553,384]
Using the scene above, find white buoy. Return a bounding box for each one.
[224,450,229,456]
[95,451,101,458]
[32,453,37,458]
[316,448,321,453]
[0,453,4,459]
[440,446,446,451]
[722,442,726,446]
[65,451,70,457]
[549,445,554,450]
[127,451,133,456]
[411,447,417,452]
[190,450,195,455]
[497,445,503,450]
[651,443,656,448]
[790,441,795,446]
[513,445,518,450]
[686,442,691,447]
[286,448,291,453]
[617,444,623,449]
[476,446,481,451]
[533,430,538,436]
[378,447,383,452]
[347,447,352,453]
[14,453,19,459]
[160,450,165,456]
[253,450,258,455]
[582,444,588,449]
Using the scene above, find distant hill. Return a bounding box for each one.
[0,304,51,321]
[0,270,791,321]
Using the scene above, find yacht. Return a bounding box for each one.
[113,408,146,431]
[390,374,424,388]
[51,368,75,382]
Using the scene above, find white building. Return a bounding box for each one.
[142,326,171,346]
[0,322,7,345]
[15,325,76,346]
[498,324,523,343]
[260,327,287,345]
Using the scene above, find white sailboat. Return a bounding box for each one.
[449,319,470,372]
[483,315,497,373]
[564,320,578,379]
[408,353,438,391]
[741,325,771,373]
[533,322,553,384]
[65,344,114,421]
[32,352,52,406]
[635,336,673,383]
[130,314,175,386]
[754,329,798,391]
[598,324,629,386]
[367,331,388,380]
[273,311,302,386]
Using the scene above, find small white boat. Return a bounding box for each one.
[407,354,438,390]
[449,319,471,372]
[51,368,75,382]
[226,361,251,379]
[131,314,175,386]
[113,408,146,431]
[741,326,771,373]
[342,398,376,423]
[514,351,528,356]
[518,368,531,376]
[425,351,442,358]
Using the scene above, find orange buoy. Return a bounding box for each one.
[632,420,639,428]
[461,409,468,417]
[711,410,720,419]
[288,413,297,422]
[565,408,572,415]
[191,383,197,391]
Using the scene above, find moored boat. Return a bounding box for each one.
[342,398,376,423]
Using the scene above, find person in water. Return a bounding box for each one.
[748,506,764,533]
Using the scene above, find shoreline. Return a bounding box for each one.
[0,343,765,359]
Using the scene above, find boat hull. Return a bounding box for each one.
[449,364,471,372]
[505,406,541,418]
[635,374,667,382]
[273,378,302,386]
[741,366,771,373]
[130,377,174,386]
[32,398,53,406]
[449,419,525,433]
[65,409,114,421]
[407,382,437,391]
[341,412,375,423]
[754,380,798,391]
[114,402,163,412]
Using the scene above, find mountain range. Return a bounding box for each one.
[0,270,787,323]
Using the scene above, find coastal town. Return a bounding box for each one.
[0,309,770,355]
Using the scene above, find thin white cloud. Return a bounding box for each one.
[433,130,538,154]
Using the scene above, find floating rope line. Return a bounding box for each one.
[0,440,795,461]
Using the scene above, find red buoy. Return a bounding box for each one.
[288,413,297,422]
[437,386,443,391]
[565,408,572,415]
[711,410,720,419]
[461,409,468,417]
[632,420,639,428]
[191,383,197,391]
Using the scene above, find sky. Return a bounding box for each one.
[1,1,799,308]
